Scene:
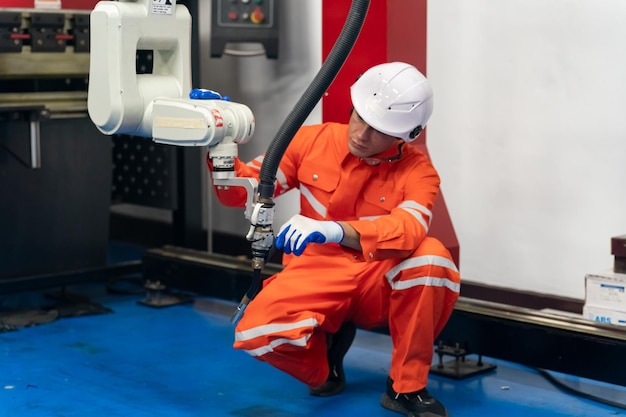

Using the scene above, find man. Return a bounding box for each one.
[208,62,460,417]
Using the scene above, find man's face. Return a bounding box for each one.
[347,110,399,158]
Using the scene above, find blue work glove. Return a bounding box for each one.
[275,214,344,256]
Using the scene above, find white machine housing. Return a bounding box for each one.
[88,0,191,138]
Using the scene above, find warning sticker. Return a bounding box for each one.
[151,0,175,16]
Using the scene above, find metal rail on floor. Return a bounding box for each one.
[437,297,626,387]
[140,246,626,387]
[0,261,142,295]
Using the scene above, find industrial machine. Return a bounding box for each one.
[1,2,623,398]
[0,6,91,167]
[0,3,112,280]
[82,0,626,394]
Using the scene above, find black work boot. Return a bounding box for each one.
[380,377,449,417]
[308,322,357,397]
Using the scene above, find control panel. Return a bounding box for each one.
[210,0,278,59]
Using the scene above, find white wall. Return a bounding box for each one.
[427,0,626,299]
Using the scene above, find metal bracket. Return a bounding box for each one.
[213,176,259,220]
[430,342,497,380]
[137,280,194,308]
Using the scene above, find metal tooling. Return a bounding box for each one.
[0,10,89,96]
[0,9,90,73]
[0,8,91,167]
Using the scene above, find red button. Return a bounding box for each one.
[251,6,264,24]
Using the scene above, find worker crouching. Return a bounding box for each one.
[208,62,461,417]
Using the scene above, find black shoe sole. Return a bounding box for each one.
[308,379,346,397]
[380,393,449,417]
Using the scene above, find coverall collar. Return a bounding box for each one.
[359,141,405,166]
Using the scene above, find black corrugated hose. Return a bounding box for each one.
[231,1,370,325]
[258,0,371,199]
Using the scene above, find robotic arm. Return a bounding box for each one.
[87,0,369,325]
[88,0,260,214]
[87,1,273,310]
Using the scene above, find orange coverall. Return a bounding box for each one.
[209,122,460,394]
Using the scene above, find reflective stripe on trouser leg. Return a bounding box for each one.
[234,302,329,386]
[385,237,460,394]
[232,250,359,387]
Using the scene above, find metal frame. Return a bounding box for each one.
[0,262,142,295]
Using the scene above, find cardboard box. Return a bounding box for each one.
[582,304,626,326]
[584,270,626,312]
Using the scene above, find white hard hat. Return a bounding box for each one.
[350,62,433,142]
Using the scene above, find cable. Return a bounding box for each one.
[535,368,626,410]
[258,0,371,199]
[231,0,371,323]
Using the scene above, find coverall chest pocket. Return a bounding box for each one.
[297,162,340,193]
[359,184,402,217]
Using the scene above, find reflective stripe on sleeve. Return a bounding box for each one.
[359,201,431,232]
[398,200,432,232]
[359,215,380,221]
[299,184,327,218]
[246,156,264,171]
[275,166,289,193]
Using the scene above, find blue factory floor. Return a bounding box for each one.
[1,242,625,417]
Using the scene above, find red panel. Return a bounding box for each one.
[0,0,99,9]
[387,0,427,74]
[321,0,387,124]
[322,0,460,267]
[61,0,100,10]
[0,0,35,7]
[386,0,460,266]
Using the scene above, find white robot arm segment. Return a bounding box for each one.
[87,0,191,137]
[152,97,255,147]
